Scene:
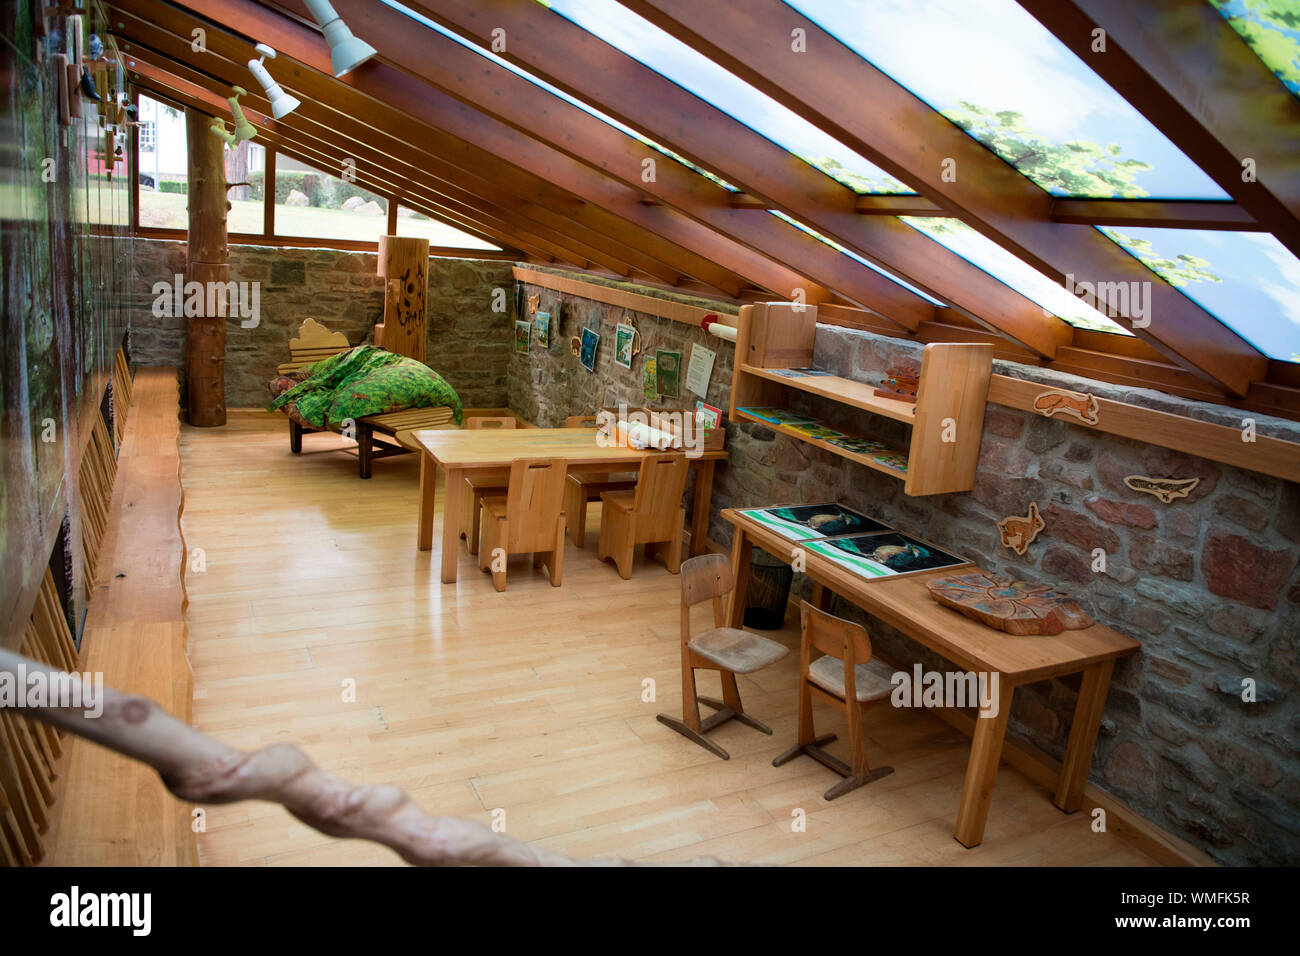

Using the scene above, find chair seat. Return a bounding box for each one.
[808,654,896,703]
[481,495,508,520]
[467,472,510,490]
[568,474,636,497]
[689,627,789,675]
[599,490,636,513]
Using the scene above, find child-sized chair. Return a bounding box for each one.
[459,416,517,555]
[562,415,636,548]
[656,553,789,760]
[772,602,895,799]
[477,457,568,592]
[596,452,689,579]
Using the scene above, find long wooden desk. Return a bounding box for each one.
[412,428,728,583]
[722,508,1140,848]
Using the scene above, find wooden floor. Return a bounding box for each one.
[179,410,1158,866]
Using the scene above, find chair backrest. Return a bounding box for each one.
[504,457,568,552]
[679,553,733,641]
[565,415,598,428]
[800,602,874,702]
[630,453,690,541]
[467,416,517,430]
[287,318,350,366]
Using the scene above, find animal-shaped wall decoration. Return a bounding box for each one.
[1124,475,1200,504]
[1033,388,1100,425]
[997,502,1045,556]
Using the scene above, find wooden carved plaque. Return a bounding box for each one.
[927,572,1094,636]
[1033,388,1100,425]
[1124,475,1199,504]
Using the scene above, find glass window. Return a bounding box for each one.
[540,0,913,194]
[1210,0,1300,100]
[224,140,266,235]
[785,0,1228,200]
[136,95,188,229]
[901,217,1132,334]
[273,157,389,242]
[396,205,501,250]
[1099,226,1300,361]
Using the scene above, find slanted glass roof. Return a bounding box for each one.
[785,0,1230,200]
[1210,0,1300,100]
[1099,227,1300,361]
[541,0,914,194]
[901,218,1132,334]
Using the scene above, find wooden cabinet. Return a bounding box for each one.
[728,304,992,496]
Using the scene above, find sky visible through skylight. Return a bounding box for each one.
[1100,227,1300,361]
[785,0,1231,200]
[542,0,914,193]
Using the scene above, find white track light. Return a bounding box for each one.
[247,43,299,119]
[305,0,377,77]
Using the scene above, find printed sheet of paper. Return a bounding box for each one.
[684,343,716,396]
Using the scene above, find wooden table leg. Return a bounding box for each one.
[440,466,464,584]
[689,460,716,557]
[1054,659,1115,813]
[725,529,752,628]
[953,674,1013,848]
[417,453,437,551]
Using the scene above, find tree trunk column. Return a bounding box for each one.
[377,235,429,363]
[185,108,228,427]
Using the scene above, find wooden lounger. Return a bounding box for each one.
[277,318,456,479]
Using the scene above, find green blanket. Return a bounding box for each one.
[268,346,463,428]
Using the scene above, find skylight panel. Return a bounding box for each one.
[1100,226,1300,361]
[1210,0,1300,100]
[785,0,1230,200]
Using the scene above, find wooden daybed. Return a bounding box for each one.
[276,318,456,479]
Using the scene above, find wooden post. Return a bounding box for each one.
[184,108,229,427]
[377,235,429,362]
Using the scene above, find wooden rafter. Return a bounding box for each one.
[1018,0,1300,258]
[259,0,937,331]
[1049,199,1258,230]
[400,0,1070,355]
[620,0,1270,397]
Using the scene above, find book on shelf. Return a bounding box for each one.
[736,406,820,426]
[784,421,848,441]
[767,366,836,379]
[737,503,890,541]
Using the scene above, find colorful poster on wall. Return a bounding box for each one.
[614,323,636,369]
[579,327,600,372]
[535,311,551,349]
[514,319,530,354]
[655,349,681,398]
[642,356,659,402]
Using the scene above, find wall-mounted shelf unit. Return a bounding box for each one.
[729,303,993,496]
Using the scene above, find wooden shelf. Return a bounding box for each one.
[731,407,910,479]
[738,365,919,423]
[729,303,993,496]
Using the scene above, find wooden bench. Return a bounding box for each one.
[276,318,457,479]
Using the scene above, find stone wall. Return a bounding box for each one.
[516,276,1300,866]
[128,239,514,410]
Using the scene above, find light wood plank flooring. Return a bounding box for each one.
[179,410,1158,866]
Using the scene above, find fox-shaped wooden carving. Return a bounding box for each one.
[1033,388,1100,425]
[997,502,1045,556]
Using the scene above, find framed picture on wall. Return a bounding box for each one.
[614,323,636,369]
[655,349,681,398]
[535,311,551,349]
[579,327,600,372]
[514,319,530,354]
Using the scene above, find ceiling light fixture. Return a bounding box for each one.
[304,0,377,77]
[247,43,300,119]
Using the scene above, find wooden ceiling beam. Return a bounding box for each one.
[1018,0,1300,256]
[260,0,932,331]
[620,0,1269,396]
[1050,199,1259,230]
[403,0,1072,354]
[109,3,711,287]
[124,0,816,302]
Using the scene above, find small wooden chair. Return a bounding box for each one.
[656,554,789,760]
[562,415,636,548]
[477,457,568,592]
[772,602,896,800]
[596,453,689,579]
[459,416,517,555]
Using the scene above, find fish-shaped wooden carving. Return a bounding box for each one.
[1124,475,1200,504]
[997,502,1044,556]
[1033,388,1100,425]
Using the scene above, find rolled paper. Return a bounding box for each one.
[617,419,678,450]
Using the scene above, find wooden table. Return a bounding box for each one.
[722,508,1140,848]
[412,428,728,583]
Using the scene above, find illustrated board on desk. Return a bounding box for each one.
[801,530,971,579]
[737,502,890,542]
